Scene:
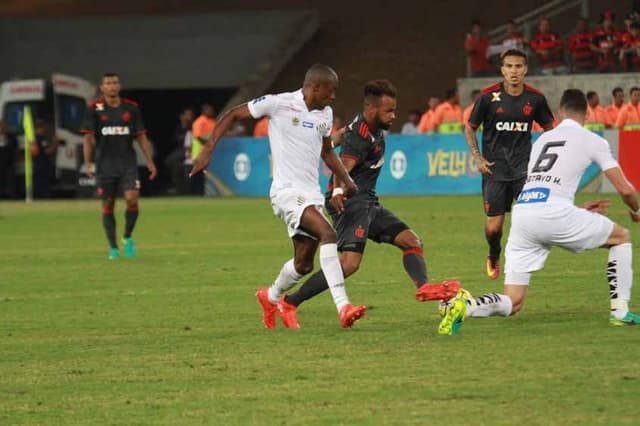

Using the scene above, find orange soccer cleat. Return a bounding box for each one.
[415,280,462,301]
[339,304,367,328]
[486,256,500,280]
[277,297,300,329]
[255,288,278,329]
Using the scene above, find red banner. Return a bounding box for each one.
[619,130,640,189]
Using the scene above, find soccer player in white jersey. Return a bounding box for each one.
[190,64,367,329]
[440,89,640,335]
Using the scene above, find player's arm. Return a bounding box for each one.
[82,133,95,178]
[464,124,493,175]
[190,104,253,177]
[135,133,157,180]
[330,156,357,213]
[604,167,640,222]
[321,136,357,198]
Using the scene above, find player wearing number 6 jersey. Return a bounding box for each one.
[440,89,640,335]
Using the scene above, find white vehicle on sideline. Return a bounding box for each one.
[0,74,95,196]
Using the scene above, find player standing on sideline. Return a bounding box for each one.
[464,49,554,280]
[440,89,640,335]
[275,79,462,328]
[189,64,366,328]
[82,73,157,260]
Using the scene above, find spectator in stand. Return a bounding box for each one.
[615,86,640,130]
[401,108,422,135]
[623,11,636,33]
[0,119,17,199]
[568,18,597,73]
[591,10,623,73]
[530,17,566,75]
[620,21,640,71]
[432,88,463,133]
[418,97,440,133]
[31,119,58,199]
[585,91,610,131]
[253,116,268,137]
[606,87,625,126]
[462,89,481,127]
[465,20,495,77]
[165,107,194,194]
[488,20,529,68]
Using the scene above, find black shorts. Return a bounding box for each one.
[96,167,140,199]
[329,200,409,253]
[482,177,526,216]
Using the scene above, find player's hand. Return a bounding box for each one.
[330,193,346,214]
[343,180,358,198]
[582,199,610,215]
[147,161,158,180]
[473,153,494,175]
[630,209,640,223]
[189,146,213,177]
[84,162,95,179]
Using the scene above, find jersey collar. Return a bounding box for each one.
[558,118,582,128]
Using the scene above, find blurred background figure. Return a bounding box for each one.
[591,10,622,73]
[31,118,58,199]
[530,17,566,75]
[0,119,17,199]
[418,96,440,134]
[462,89,481,127]
[568,18,597,73]
[187,103,216,195]
[400,108,422,135]
[165,107,194,194]
[465,20,494,77]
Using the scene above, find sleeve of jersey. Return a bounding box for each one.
[79,105,95,134]
[592,137,619,171]
[247,95,278,119]
[535,97,555,127]
[132,107,146,136]
[467,97,486,130]
[340,132,367,164]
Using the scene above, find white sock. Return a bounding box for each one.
[466,293,513,317]
[608,243,632,319]
[268,259,303,303]
[319,243,349,312]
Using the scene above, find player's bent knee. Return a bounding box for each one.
[318,228,337,244]
[341,260,360,277]
[293,260,314,276]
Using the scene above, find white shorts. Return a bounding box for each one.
[270,187,326,239]
[505,203,614,278]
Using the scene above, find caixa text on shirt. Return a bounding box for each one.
[101,126,130,135]
[495,121,529,132]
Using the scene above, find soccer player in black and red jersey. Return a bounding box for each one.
[273,79,461,328]
[81,73,157,260]
[465,49,554,280]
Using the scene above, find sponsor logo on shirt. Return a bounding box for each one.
[101,126,130,135]
[491,92,502,102]
[495,121,529,132]
[96,103,104,111]
[516,187,550,204]
[302,121,314,128]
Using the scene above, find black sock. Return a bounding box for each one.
[485,228,502,262]
[402,248,428,288]
[102,209,117,248]
[285,270,328,307]
[124,204,139,238]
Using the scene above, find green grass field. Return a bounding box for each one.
[1,196,640,425]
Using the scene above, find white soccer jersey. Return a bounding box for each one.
[515,118,618,208]
[247,90,333,195]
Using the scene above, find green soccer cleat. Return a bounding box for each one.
[609,311,640,326]
[122,237,136,258]
[438,290,468,336]
[108,247,120,260]
[438,289,472,318]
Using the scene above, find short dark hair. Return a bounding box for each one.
[630,86,640,95]
[363,79,397,104]
[101,72,119,82]
[500,48,528,65]
[586,91,598,101]
[560,89,587,114]
[612,87,623,97]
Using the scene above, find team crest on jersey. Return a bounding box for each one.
[121,111,132,122]
[354,226,366,238]
[292,117,300,126]
[100,114,108,122]
[96,103,104,111]
[523,104,533,116]
[491,92,501,102]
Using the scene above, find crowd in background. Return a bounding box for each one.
[465,9,640,76]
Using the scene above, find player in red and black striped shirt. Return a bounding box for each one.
[81,73,157,260]
[464,49,554,280]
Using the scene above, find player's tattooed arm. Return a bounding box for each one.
[464,124,494,175]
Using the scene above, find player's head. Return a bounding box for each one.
[500,49,527,86]
[630,87,640,105]
[302,64,339,110]
[586,91,599,107]
[100,72,121,98]
[363,79,397,130]
[612,87,624,105]
[559,89,587,122]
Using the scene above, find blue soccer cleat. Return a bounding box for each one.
[108,247,120,260]
[610,311,640,326]
[122,237,136,258]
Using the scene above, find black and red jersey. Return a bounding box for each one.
[327,114,385,200]
[591,28,623,71]
[468,82,554,182]
[568,31,596,71]
[81,98,146,175]
[530,31,564,68]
